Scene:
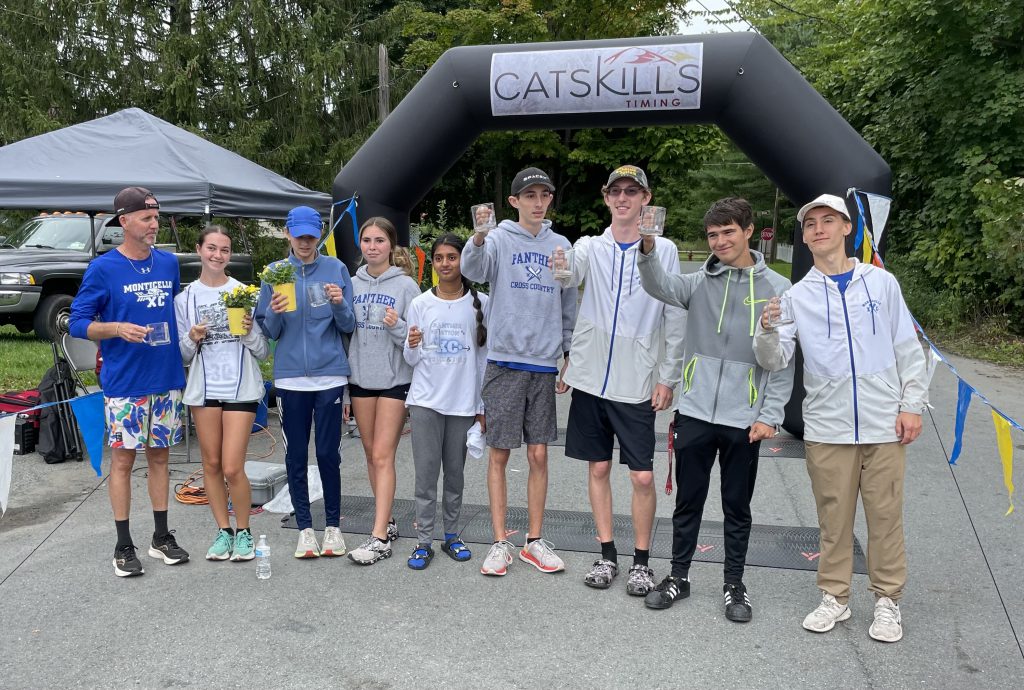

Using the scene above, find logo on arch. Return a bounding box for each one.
[490,43,703,116]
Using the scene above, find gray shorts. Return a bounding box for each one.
[481,363,557,450]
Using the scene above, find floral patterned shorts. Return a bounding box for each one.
[105,390,184,449]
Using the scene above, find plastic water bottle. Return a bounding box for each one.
[255,534,271,580]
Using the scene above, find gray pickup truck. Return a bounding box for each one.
[0,213,253,340]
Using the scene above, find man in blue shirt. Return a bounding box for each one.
[70,187,189,578]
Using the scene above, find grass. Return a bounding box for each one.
[924,319,1024,369]
[0,326,98,392]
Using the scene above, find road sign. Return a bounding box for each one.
[761,227,774,241]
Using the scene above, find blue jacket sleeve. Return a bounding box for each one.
[333,265,356,334]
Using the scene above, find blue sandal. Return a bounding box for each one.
[408,544,434,570]
[443,536,472,562]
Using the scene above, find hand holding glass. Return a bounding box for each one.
[471,203,496,234]
[145,321,170,346]
[640,206,666,236]
[768,294,795,328]
[552,247,574,281]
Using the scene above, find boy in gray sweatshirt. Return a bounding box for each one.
[637,197,794,622]
[461,167,577,577]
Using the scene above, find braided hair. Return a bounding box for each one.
[431,233,487,347]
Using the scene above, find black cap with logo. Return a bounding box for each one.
[510,167,555,196]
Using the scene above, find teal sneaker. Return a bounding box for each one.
[206,529,233,561]
[231,530,255,562]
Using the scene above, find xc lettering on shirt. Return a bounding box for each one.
[123,280,173,308]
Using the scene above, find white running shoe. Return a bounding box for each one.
[518,538,565,573]
[480,540,516,576]
[294,528,320,559]
[802,591,852,632]
[348,535,392,565]
[868,596,903,642]
[320,527,346,557]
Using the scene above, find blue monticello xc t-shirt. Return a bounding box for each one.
[69,248,186,398]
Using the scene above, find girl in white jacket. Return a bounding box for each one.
[403,234,488,569]
[174,225,269,562]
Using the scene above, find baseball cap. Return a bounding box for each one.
[108,186,159,226]
[510,167,555,196]
[285,206,323,237]
[797,194,851,224]
[605,165,649,190]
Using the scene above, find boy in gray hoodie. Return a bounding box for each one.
[637,197,794,622]
[461,167,577,577]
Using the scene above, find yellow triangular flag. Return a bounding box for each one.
[991,410,1016,516]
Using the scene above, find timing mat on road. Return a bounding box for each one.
[282,495,864,573]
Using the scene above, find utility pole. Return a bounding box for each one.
[378,44,390,123]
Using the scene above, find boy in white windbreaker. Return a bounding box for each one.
[637,197,794,621]
[461,167,577,577]
[555,165,686,597]
[754,193,929,643]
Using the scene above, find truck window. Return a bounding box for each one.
[5,217,95,250]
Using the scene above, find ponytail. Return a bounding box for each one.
[464,276,487,347]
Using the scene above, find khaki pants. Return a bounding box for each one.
[805,441,906,603]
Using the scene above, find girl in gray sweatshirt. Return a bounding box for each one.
[346,217,422,566]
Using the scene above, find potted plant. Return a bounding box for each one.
[259,261,297,313]
[219,284,260,335]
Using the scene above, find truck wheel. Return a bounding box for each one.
[34,294,74,342]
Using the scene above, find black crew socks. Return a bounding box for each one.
[633,548,650,568]
[601,540,618,563]
[527,536,540,544]
[237,527,250,535]
[153,510,169,538]
[115,519,132,549]
[220,527,235,537]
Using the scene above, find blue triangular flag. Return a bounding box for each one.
[69,393,106,477]
[949,379,973,465]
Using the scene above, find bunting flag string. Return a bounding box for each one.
[848,188,1021,513]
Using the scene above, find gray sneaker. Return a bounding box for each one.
[583,559,618,589]
[802,591,852,632]
[386,518,399,543]
[868,597,903,642]
[518,539,565,573]
[626,564,656,596]
[481,540,516,576]
[348,535,392,565]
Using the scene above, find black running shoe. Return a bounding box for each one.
[724,582,752,622]
[112,544,144,578]
[148,530,190,565]
[644,575,690,610]
[386,518,399,543]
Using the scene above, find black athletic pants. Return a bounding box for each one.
[670,414,761,584]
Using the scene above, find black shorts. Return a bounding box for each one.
[348,383,410,401]
[565,389,656,471]
[202,400,259,413]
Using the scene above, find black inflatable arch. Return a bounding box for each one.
[333,31,890,280]
[333,32,892,437]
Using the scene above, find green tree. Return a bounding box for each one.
[732,0,1024,330]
